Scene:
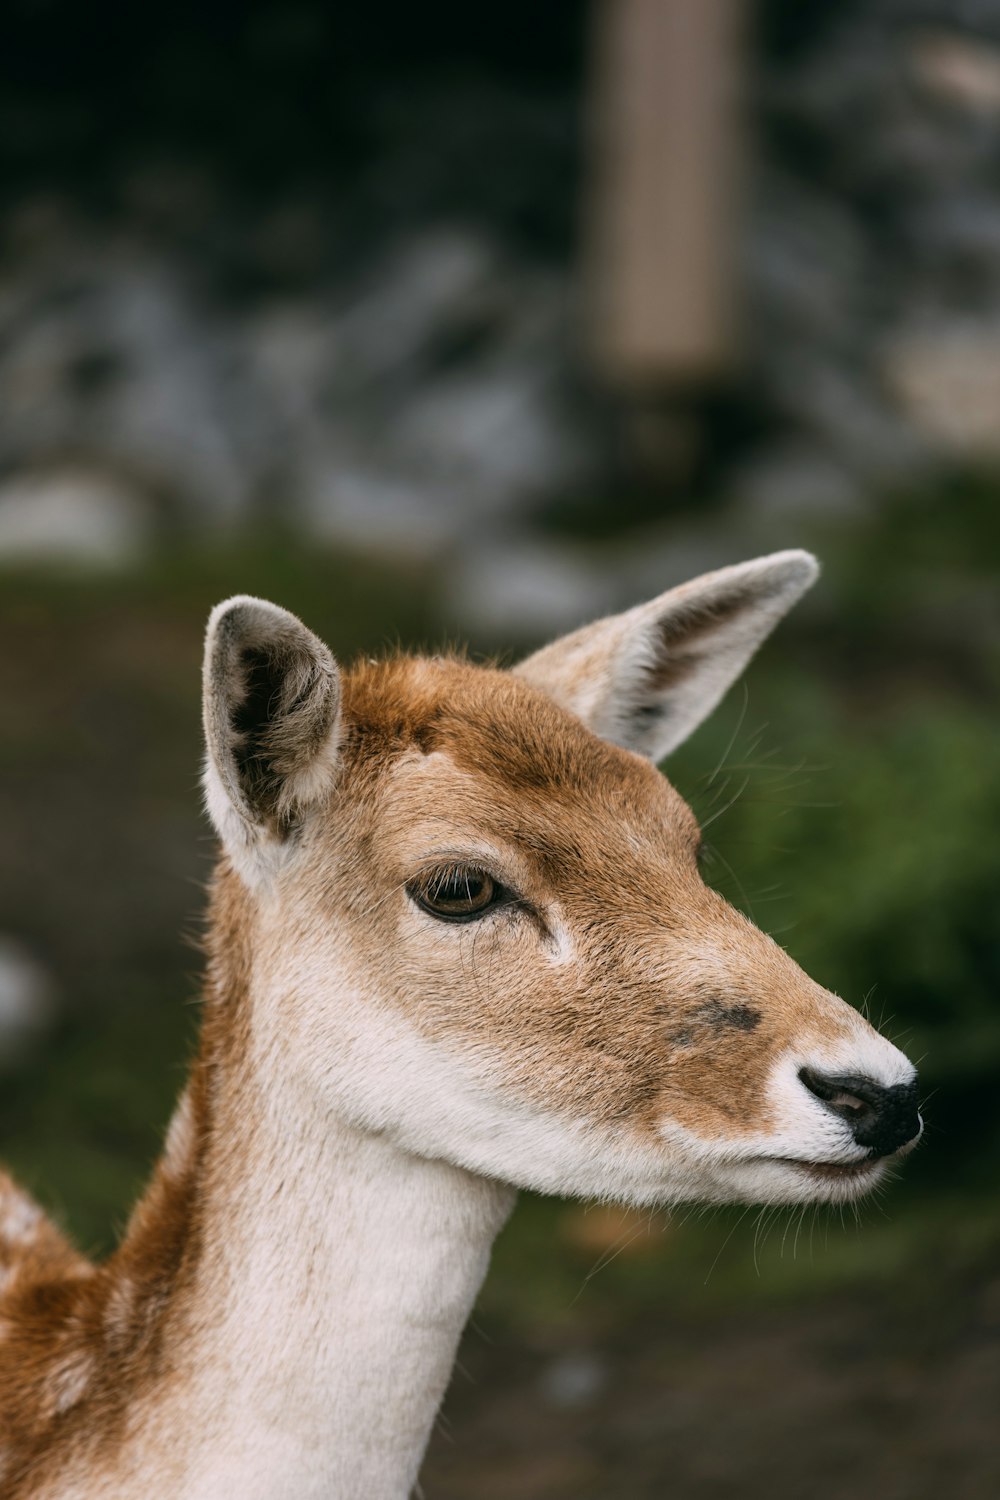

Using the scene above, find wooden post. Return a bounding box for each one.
[584,0,743,388]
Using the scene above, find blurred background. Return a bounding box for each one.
[1,1,998,1494]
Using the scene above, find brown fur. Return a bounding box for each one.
[323,656,851,1138]
[0,646,855,1492]
[0,876,252,1494]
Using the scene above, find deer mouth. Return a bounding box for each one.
[772,1155,884,1183]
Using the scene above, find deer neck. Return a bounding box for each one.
[167,1091,512,1499]
[100,890,515,1500]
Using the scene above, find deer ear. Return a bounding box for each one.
[202,596,341,880]
[514,551,819,761]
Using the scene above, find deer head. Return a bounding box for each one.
[202,551,920,1211]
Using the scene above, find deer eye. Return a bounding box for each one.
[408,864,505,923]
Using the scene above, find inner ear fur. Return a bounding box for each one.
[514,550,819,761]
[203,595,341,837]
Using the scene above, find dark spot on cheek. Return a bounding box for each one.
[695,1000,762,1032]
[657,997,763,1046]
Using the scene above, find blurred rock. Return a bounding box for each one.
[0,470,151,567]
[746,175,867,346]
[0,247,265,526]
[731,445,865,523]
[447,537,612,639]
[883,321,1000,457]
[766,354,926,485]
[0,937,54,1063]
[909,29,1000,115]
[0,218,596,556]
[4,8,1000,561]
[538,1352,606,1411]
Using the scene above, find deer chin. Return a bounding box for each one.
[740,1153,890,1205]
[690,1146,915,1207]
[653,1097,921,1207]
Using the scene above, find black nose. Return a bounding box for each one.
[798,1068,921,1157]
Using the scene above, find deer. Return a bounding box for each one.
[0,550,921,1499]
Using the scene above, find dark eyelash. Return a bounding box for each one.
[407,861,519,925]
[427,862,487,896]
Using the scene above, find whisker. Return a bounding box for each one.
[699,775,751,833]
[706,844,757,924]
[571,1215,658,1304]
[704,1205,754,1285]
[705,683,751,787]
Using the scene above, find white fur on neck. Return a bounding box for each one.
[186,1122,512,1499]
[44,1084,512,1500]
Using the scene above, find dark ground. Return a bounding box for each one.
[425,1259,1000,1499]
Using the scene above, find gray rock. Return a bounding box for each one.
[765,352,926,484]
[0,469,151,568]
[6,9,1000,552]
[746,177,867,346]
[538,1352,606,1411]
[882,319,1000,457]
[908,28,1000,115]
[0,937,54,1063]
[447,536,614,639]
[731,445,865,523]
